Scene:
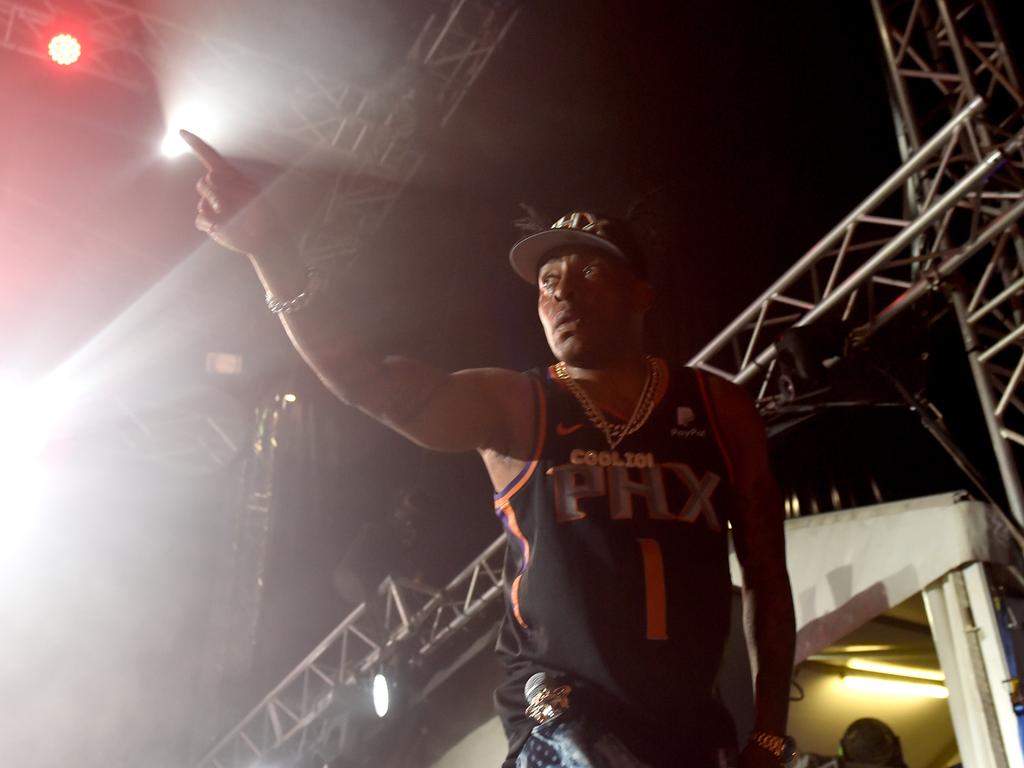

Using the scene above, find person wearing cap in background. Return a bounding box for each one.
[182,131,796,768]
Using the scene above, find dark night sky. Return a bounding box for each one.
[1,1,1022,765]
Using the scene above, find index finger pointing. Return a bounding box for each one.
[180,129,230,172]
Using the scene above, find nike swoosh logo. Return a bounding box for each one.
[556,422,584,436]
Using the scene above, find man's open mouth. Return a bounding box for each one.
[555,310,581,330]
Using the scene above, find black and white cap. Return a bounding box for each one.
[509,211,646,284]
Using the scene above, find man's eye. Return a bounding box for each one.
[584,264,600,277]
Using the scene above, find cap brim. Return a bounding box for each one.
[508,229,628,284]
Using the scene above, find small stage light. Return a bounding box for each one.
[372,673,389,718]
[48,34,82,66]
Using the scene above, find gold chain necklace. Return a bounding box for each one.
[554,356,660,450]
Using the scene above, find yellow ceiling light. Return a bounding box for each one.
[847,658,945,682]
[841,674,949,699]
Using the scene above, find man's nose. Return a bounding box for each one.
[553,273,578,301]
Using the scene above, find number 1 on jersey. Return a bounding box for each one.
[636,538,668,640]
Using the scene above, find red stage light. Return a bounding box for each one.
[48,34,82,66]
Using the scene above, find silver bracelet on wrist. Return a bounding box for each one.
[265,266,322,315]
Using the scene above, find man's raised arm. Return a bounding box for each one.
[181,130,532,456]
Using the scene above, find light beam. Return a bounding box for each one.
[162,104,217,158]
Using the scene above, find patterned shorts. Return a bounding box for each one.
[514,719,651,768]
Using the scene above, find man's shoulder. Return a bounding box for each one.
[695,369,765,450]
[695,367,754,406]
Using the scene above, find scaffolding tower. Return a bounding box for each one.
[691,0,1024,523]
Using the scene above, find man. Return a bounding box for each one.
[182,130,795,768]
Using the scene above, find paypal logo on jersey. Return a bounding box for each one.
[671,405,707,438]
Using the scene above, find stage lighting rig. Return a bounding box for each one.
[309,679,388,765]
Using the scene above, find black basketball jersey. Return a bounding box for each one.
[493,360,737,768]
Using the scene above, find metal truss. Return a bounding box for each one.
[108,399,243,473]
[873,0,1024,524]
[195,535,505,768]
[0,0,519,264]
[299,0,520,263]
[871,0,1023,171]
[297,149,426,265]
[411,0,521,128]
[46,395,246,476]
[690,1,1024,523]
[688,96,1024,389]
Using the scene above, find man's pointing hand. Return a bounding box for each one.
[181,130,293,257]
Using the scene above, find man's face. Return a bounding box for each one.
[536,245,651,366]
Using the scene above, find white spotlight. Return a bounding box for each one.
[162,103,217,158]
[372,673,390,718]
[0,373,82,524]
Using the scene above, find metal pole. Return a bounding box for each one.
[924,566,1013,768]
[951,288,1024,527]
[869,0,923,157]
